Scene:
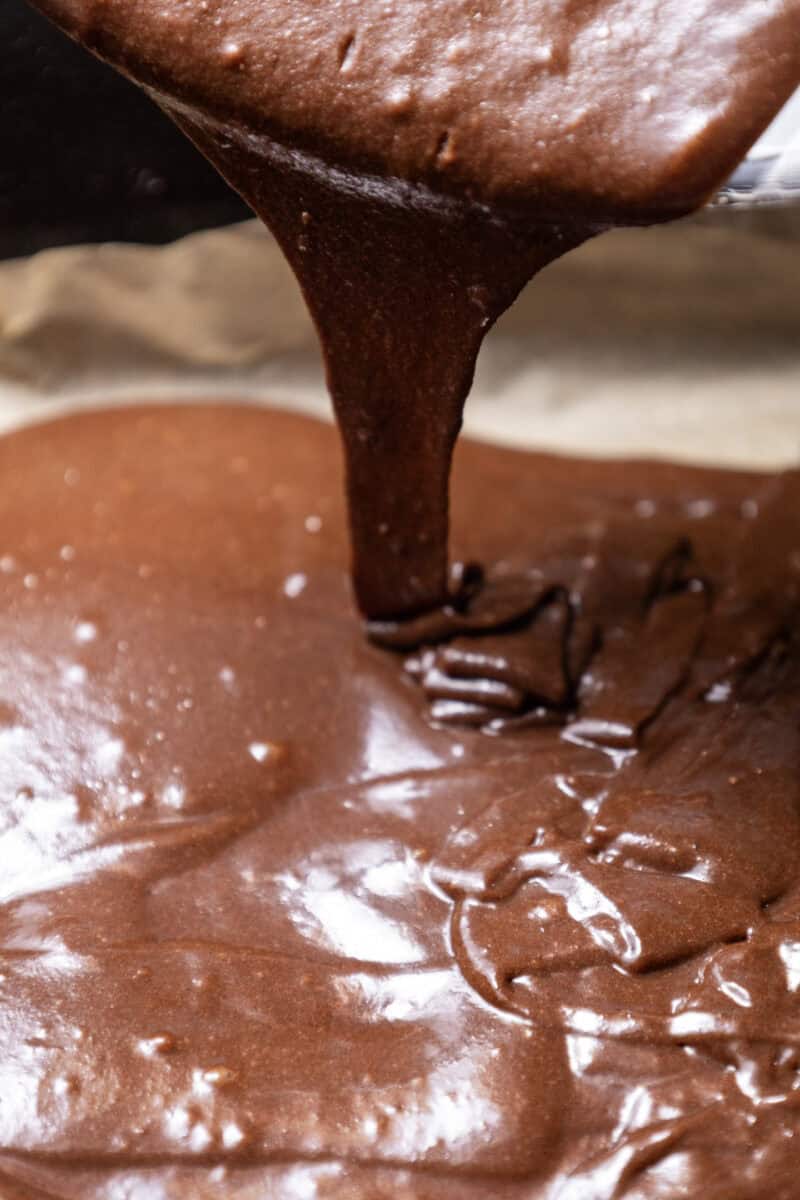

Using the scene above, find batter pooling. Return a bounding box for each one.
[0,403,798,1196]
[7,0,800,1194]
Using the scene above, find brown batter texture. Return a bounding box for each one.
[25,0,800,214]
[12,1,800,1193]
[0,402,799,1199]
[27,0,800,618]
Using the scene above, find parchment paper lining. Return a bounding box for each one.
[0,216,797,467]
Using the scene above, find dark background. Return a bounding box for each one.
[1,0,249,259]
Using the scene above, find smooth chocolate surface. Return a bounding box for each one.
[27,0,800,617]
[0,402,799,1198]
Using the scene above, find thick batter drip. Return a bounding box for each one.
[26,0,800,616]
[0,403,799,1198]
[11,1,800,1193]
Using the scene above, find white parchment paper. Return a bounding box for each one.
[0,215,798,467]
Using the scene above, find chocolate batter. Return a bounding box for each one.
[25,0,800,617]
[0,402,799,1198]
[11,0,800,1195]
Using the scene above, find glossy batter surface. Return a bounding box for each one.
[27,0,800,214]
[1,403,799,1199]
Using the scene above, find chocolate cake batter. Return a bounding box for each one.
[26,0,800,617]
[11,0,800,1196]
[0,402,799,1199]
